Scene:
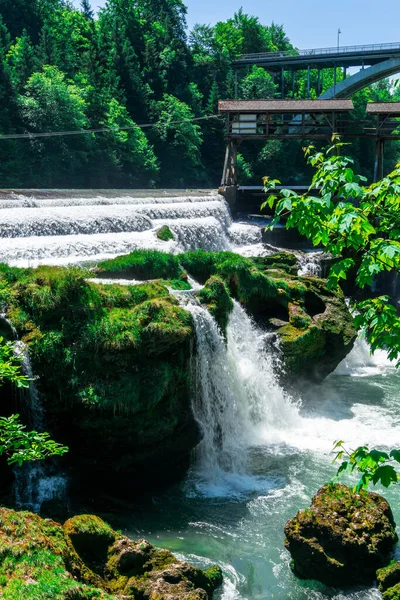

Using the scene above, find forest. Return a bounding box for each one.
[0,0,399,189]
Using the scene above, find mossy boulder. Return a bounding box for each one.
[377,562,400,599]
[0,264,199,500]
[252,251,298,275]
[198,276,233,335]
[96,250,182,281]
[284,484,398,587]
[156,225,175,242]
[0,507,222,600]
[269,273,356,380]
[178,251,355,380]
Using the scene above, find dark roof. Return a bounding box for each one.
[366,102,400,114]
[218,100,354,113]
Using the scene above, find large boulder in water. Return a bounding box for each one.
[258,267,357,380]
[179,250,356,380]
[284,484,398,586]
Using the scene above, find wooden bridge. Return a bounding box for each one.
[218,99,400,208]
[232,42,400,99]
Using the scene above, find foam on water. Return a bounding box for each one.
[335,336,395,377]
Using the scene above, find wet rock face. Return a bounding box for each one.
[284,484,398,587]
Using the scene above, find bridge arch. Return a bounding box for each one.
[320,57,400,98]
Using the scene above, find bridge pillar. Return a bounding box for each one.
[281,67,285,98]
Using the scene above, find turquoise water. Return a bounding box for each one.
[122,345,400,600]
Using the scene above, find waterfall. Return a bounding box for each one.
[334,336,395,377]
[297,251,323,276]
[13,343,66,513]
[184,297,300,483]
[0,191,273,267]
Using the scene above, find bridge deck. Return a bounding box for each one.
[233,42,400,71]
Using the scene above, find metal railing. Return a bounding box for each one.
[238,42,400,62]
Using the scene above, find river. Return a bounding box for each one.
[2,189,398,599]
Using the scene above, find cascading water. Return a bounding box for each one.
[180,293,300,494]
[0,190,309,268]
[13,343,66,513]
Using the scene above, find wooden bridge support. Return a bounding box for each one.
[221,140,238,188]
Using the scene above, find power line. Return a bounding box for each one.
[0,114,223,141]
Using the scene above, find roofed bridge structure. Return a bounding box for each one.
[218,99,400,208]
[232,42,400,99]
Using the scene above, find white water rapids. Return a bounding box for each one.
[0,191,320,273]
[181,294,398,498]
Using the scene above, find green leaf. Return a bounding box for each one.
[372,465,398,488]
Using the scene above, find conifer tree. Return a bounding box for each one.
[81,0,94,20]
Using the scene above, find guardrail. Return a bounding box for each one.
[238,42,400,62]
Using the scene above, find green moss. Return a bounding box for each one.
[0,507,222,600]
[204,565,224,590]
[0,508,117,600]
[178,249,217,283]
[156,225,174,242]
[278,323,326,374]
[64,516,115,576]
[199,276,233,335]
[288,303,311,330]
[384,583,400,600]
[96,250,181,280]
[252,252,298,274]
[162,279,192,291]
[378,562,400,593]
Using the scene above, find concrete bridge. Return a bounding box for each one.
[233,42,400,98]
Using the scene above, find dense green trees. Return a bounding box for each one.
[0,0,398,188]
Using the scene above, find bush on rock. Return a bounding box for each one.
[284,483,397,586]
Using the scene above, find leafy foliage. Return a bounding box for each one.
[263,137,400,364]
[0,335,68,465]
[0,336,29,388]
[332,441,400,492]
[0,414,68,466]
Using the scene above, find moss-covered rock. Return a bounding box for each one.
[178,251,356,380]
[284,484,398,587]
[0,250,356,500]
[0,507,222,600]
[198,276,233,335]
[270,272,356,380]
[156,225,175,242]
[383,583,400,600]
[376,562,400,598]
[96,250,182,280]
[251,251,298,275]
[0,264,199,500]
